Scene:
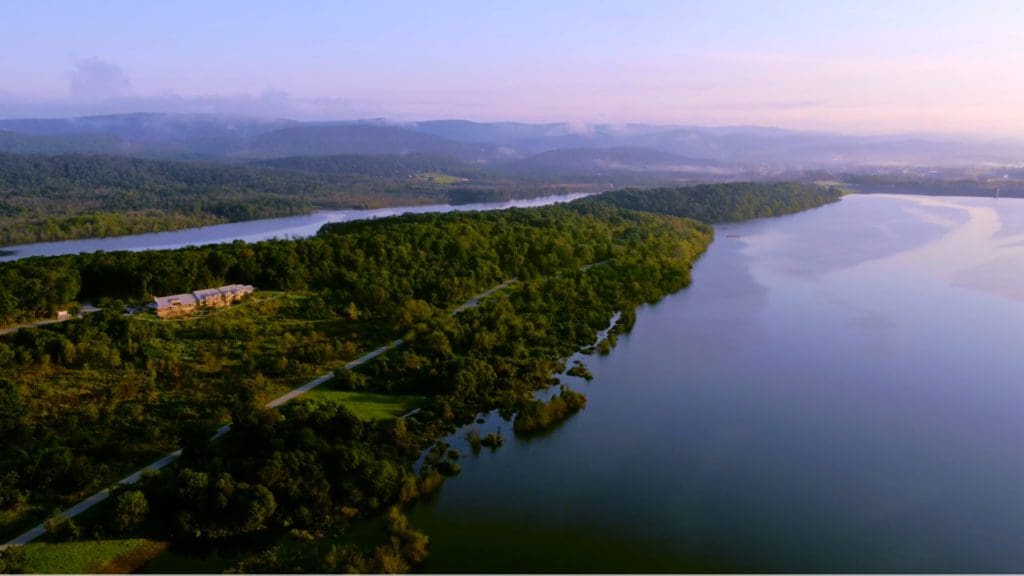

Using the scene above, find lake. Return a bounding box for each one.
[0,193,592,261]
[407,193,1024,572]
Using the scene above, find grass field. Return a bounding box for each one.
[137,547,244,574]
[413,172,465,185]
[308,389,425,420]
[21,539,166,573]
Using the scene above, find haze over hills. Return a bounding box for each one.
[2,113,1023,170]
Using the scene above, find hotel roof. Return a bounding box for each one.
[153,293,197,309]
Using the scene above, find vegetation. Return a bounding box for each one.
[0,183,843,571]
[0,203,710,542]
[575,182,843,222]
[0,153,563,245]
[17,538,165,574]
[567,360,594,380]
[308,390,425,420]
[513,387,588,436]
[480,432,504,449]
[465,429,483,452]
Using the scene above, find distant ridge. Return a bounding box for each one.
[243,124,491,160]
[0,113,1022,167]
[502,147,719,175]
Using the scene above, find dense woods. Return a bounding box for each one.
[0,203,710,550]
[576,182,843,222]
[0,183,842,572]
[0,153,557,245]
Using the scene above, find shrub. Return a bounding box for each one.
[114,489,149,533]
[513,387,587,436]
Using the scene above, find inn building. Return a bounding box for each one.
[153,284,254,318]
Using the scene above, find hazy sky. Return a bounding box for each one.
[2,0,1023,135]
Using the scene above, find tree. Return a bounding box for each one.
[114,489,149,533]
[0,379,24,436]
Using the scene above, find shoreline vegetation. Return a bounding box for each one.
[0,153,587,246]
[513,386,588,436]
[0,183,841,573]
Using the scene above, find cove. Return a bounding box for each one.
[407,193,1024,573]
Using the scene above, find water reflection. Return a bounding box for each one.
[408,194,1024,573]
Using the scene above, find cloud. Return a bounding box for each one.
[0,88,387,121]
[69,57,131,100]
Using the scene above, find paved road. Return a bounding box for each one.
[2,280,515,547]
[0,306,102,336]
[452,278,518,314]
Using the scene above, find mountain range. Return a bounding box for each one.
[1,113,1022,171]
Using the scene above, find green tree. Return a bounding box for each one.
[114,489,149,533]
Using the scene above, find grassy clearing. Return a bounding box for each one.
[308,389,425,420]
[413,172,464,185]
[137,547,243,574]
[21,539,166,574]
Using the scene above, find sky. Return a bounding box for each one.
[2,0,1023,136]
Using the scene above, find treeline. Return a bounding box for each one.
[348,211,710,420]
[574,182,843,222]
[0,153,552,245]
[0,184,842,569]
[0,205,686,325]
[0,294,367,539]
[253,153,477,178]
[138,399,436,572]
[0,204,711,547]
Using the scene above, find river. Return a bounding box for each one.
[407,193,1024,572]
[0,192,592,261]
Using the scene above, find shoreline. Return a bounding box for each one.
[0,192,594,262]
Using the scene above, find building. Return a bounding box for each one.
[153,284,254,318]
[56,310,71,321]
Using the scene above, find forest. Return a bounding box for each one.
[0,153,567,246]
[0,183,841,572]
[575,181,844,222]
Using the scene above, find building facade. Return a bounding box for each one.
[153,284,254,318]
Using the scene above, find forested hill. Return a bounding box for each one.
[0,153,541,246]
[573,182,843,222]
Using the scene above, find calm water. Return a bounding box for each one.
[408,194,1024,573]
[0,193,592,261]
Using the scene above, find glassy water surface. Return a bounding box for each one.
[408,194,1024,573]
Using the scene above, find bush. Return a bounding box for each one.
[0,546,26,573]
[436,460,461,476]
[465,429,482,453]
[480,432,503,449]
[44,512,81,542]
[417,469,444,497]
[114,489,149,533]
[513,387,587,436]
[566,360,593,380]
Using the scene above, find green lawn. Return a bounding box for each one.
[308,390,425,420]
[21,539,165,573]
[137,547,244,574]
[413,172,463,185]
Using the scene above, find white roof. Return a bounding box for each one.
[153,293,197,309]
[154,284,254,309]
[192,288,223,300]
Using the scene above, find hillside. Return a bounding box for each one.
[1,113,1022,167]
[574,182,843,222]
[500,146,719,176]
